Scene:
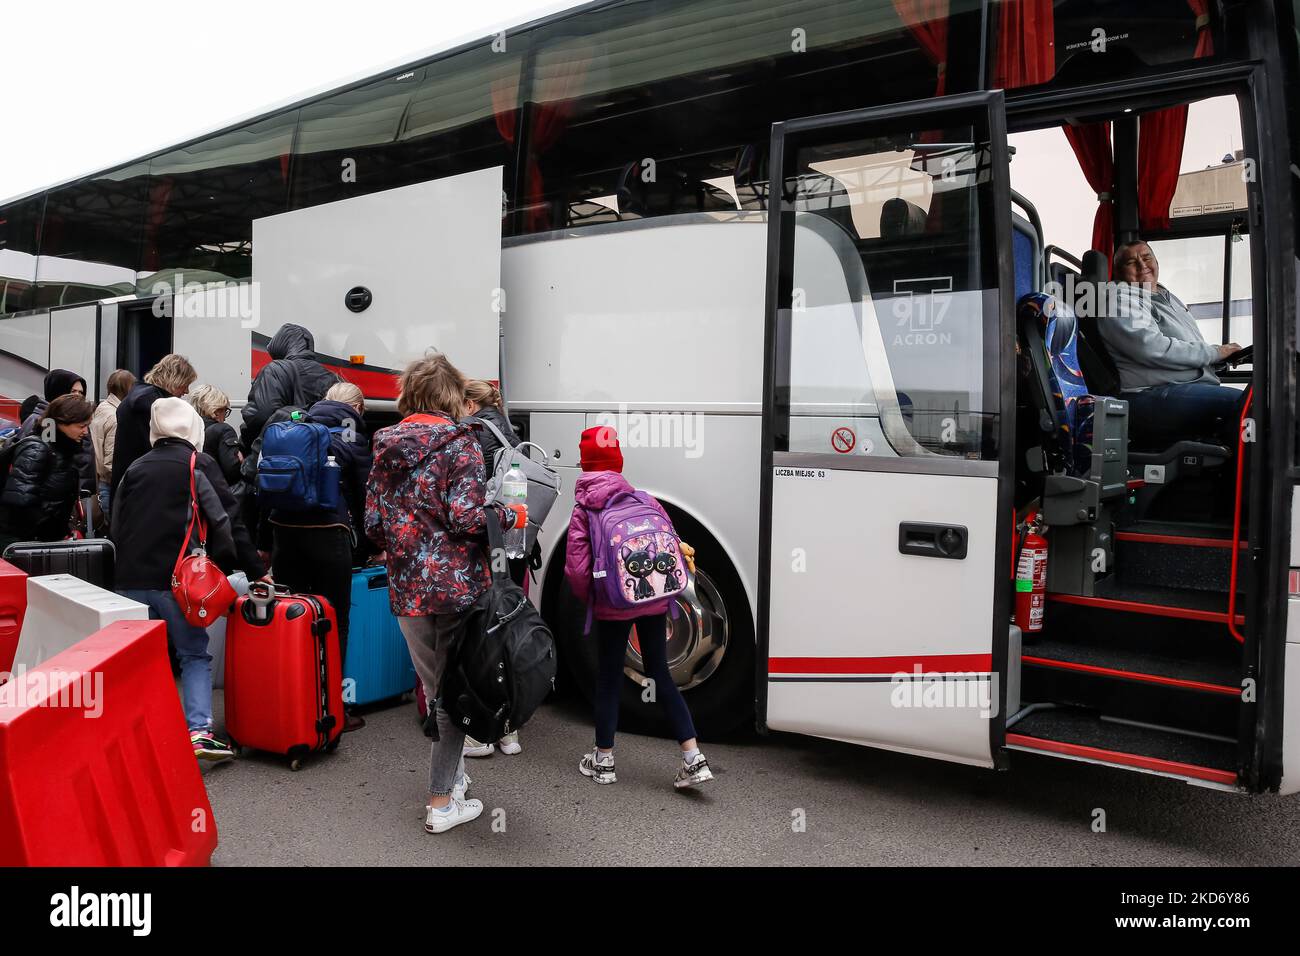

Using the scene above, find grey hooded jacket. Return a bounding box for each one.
[1098,283,1221,391]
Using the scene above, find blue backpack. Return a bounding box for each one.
[256,416,341,512]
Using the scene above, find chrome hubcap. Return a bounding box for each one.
[624,569,729,692]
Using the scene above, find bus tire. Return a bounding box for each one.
[547,510,754,739]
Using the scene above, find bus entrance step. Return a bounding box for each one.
[1021,635,1239,697]
[1114,521,1244,595]
[1005,708,1239,786]
[1048,580,1243,626]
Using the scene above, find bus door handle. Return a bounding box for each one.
[898,522,968,559]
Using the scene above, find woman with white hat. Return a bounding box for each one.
[113,397,266,762]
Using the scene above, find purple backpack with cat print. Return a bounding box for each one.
[586,490,686,613]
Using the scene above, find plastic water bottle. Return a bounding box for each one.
[502,460,528,559]
[324,455,341,505]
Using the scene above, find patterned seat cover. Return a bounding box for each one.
[1018,291,1096,477]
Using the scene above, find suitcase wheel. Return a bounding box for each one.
[289,758,303,772]
[325,739,340,754]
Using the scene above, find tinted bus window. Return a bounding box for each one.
[34,162,148,308]
[519,0,984,234]
[290,44,523,223]
[138,112,298,293]
[991,0,1222,91]
[0,194,44,315]
[777,123,1002,460]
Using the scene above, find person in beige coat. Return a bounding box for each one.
[90,369,136,520]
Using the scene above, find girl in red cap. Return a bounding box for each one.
[564,425,713,789]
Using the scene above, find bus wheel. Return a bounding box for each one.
[552,515,754,738]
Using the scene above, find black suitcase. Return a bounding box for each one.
[2,538,116,589]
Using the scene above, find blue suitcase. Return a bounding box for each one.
[344,567,417,706]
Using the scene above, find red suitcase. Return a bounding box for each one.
[224,584,344,769]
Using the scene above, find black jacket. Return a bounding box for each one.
[112,437,265,590]
[259,399,373,560]
[109,382,171,500]
[240,324,338,453]
[0,432,84,540]
[202,417,244,490]
[20,401,96,492]
[465,405,520,476]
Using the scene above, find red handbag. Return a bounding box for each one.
[171,452,236,627]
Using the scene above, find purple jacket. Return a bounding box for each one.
[364,412,506,616]
[565,471,672,621]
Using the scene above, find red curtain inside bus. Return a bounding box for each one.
[1134,1,1213,232]
[892,0,950,96]
[141,176,175,273]
[992,0,1056,90]
[1137,105,1190,233]
[1189,0,1215,57]
[1062,122,1115,267]
[493,52,591,232]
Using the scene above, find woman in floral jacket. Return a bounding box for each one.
[365,352,516,836]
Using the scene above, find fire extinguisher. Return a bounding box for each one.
[1015,515,1048,635]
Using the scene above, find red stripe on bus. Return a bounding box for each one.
[251,348,399,400]
[1048,592,1242,625]
[1005,733,1238,785]
[1020,655,1239,696]
[769,654,992,675]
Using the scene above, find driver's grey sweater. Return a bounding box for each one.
[1098,283,1221,390]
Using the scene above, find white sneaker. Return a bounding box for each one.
[452,772,471,801]
[674,754,714,789]
[463,736,495,758]
[497,731,522,755]
[579,749,616,784]
[424,797,484,834]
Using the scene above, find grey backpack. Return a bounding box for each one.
[469,416,561,551]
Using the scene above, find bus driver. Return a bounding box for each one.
[1098,239,1247,448]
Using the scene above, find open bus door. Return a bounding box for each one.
[757,92,1015,767]
[249,167,506,412]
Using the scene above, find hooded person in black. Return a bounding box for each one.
[20,369,95,493]
[240,324,338,454]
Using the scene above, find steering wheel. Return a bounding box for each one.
[1213,343,1253,370]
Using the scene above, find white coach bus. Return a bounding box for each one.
[4,0,1300,794]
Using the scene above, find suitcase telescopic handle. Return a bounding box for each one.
[247,581,287,620]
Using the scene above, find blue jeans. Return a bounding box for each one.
[119,589,213,732]
[97,482,110,523]
[1122,382,1248,449]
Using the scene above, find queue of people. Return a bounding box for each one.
[0,332,715,836]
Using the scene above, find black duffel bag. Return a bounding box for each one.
[440,514,557,742]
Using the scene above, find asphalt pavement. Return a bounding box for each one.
[202,689,1300,867]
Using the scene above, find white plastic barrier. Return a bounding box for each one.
[10,575,148,672]
[207,572,249,689]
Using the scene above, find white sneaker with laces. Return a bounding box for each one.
[497,731,522,755]
[674,754,714,789]
[452,772,471,801]
[463,736,495,758]
[424,797,484,834]
[578,748,616,784]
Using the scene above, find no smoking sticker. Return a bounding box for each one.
[831,427,855,454]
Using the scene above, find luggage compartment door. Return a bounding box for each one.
[251,166,505,392]
[757,92,1015,767]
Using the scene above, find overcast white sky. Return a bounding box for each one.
[0,0,588,202]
